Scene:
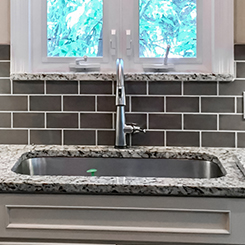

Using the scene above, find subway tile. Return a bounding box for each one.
[47,113,78,128]
[219,115,245,130]
[13,113,44,128]
[237,133,245,148]
[0,79,10,94]
[0,45,10,60]
[30,130,62,145]
[97,96,116,112]
[46,81,78,94]
[166,97,199,112]
[80,81,112,94]
[236,63,245,78]
[13,80,44,94]
[237,97,243,113]
[125,113,147,129]
[97,96,129,112]
[98,130,115,145]
[219,80,245,95]
[0,113,11,127]
[30,96,61,111]
[0,130,28,144]
[64,130,95,145]
[166,131,199,147]
[202,132,235,148]
[184,82,217,95]
[184,114,217,130]
[234,44,245,60]
[125,81,146,95]
[80,113,112,129]
[149,81,181,95]
[0,62,10,77]
[201,97,234,113]
[132,131,164,146]
[149,114,181,129]
[132,97,164,112]
[0,96,27,111]
[63,96,95,111]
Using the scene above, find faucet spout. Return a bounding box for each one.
[115,58,145,148]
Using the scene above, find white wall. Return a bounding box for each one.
[0,0,10,44]
[0,0,243,45]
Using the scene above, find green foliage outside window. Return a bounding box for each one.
[139,0,197,58]
[47,0,196,58]
[47,0,103,57]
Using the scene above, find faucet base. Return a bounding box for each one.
[114,145,128,149]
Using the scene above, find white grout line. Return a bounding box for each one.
[61,129,64,146]
[95,129,98,146]
[217,81,219,96]
[78,81,80,94]
[11,112,13,128]
[181,81,184,96]
[95,96,97,112]
[146,81,149,95]
[235,131,238,148]
[78,113,80,129]
[61,95,63,111]
[27,95,30,111]
[10,79,13,94]
[146,113,149,130]
[44,80,47,94]
[164,96,166,112]
[199,96,201,113]
[199,131,202,147]
[44,112,47,129]
[0,60,10,63]
[181,113,184,130]
[164,130,166,147]
[28,129,30,145]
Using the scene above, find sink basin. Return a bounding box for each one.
[12,157,226,179]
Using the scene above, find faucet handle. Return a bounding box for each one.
[128,123,146,134]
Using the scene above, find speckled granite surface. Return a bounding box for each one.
[11,72,234,81]
[1,145,245,197]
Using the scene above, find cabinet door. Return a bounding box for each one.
[0,194,244,244]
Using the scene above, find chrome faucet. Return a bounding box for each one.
[115,58,146,148]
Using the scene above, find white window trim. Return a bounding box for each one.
[11,0,234,75]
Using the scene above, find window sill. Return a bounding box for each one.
[10,72,234,82]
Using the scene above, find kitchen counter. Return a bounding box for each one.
[1,145,245,197]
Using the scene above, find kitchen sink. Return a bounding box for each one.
[12,157,226,179]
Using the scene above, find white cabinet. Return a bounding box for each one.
[0,194,244,244]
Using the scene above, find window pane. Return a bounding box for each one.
[139,0,196,58]
[47,0,103,57]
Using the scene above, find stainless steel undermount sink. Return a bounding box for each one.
[12,156,226,179]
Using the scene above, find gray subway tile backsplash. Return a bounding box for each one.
[0,62,10,77]
[13,113,44,128]
[149,81,181,95]
[30,130,62,145]
[80,113,112,129]
[64,130,95,145]
[80,81,112,94]
[149,114,181,129]
[184,82,217,95]
[201,97,235,113]
[0,79,11,94]
[47,113,78,128]
[132,97,164,112]
[63,96,95,111]
[0,96,27,111]
[202,132,235,148]
[46,81,78,94]
[0,130,28,144]
[0,113,11,127]
[0,45,10,60]
[30,96,61,111]
[2,43,245,147]
[166,97,199,112]
[184,114,217,130]
[13,80,44,94]
[166,131,199,147]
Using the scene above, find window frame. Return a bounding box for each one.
[11,0,234,75]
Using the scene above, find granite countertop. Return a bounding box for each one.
[11,72,234,82]
[1,145,245,197]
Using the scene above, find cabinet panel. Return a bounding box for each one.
[6,205,230,235]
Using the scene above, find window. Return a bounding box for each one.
[11,0,234,74]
